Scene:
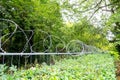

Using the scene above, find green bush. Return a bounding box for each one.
[0,53,116,80]
[109,51,119,60]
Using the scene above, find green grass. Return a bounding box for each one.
[0,53,116,80]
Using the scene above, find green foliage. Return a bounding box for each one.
[109,51,119,60]
[0,64,8,75]
[0,0,110,53]
[60,19,109,50]
[106,3,120,53]
[0,53,116,80]
[0,0,63,52]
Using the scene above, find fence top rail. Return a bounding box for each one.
[0,52,95,55]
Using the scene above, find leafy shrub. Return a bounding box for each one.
[0,53,116,80]
[109,51,119,60]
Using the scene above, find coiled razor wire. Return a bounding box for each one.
[0,19,104,67]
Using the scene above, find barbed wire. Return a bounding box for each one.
[0,19,105,67]
[0,19,103,54]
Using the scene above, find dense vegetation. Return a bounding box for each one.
[0,53,116,80]
[0,0,120,79]
[0,0,118,53]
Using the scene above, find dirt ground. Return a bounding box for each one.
[115,61,120,80]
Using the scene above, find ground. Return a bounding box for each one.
[115,61,120,80]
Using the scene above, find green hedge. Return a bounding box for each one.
[0,53,116,80]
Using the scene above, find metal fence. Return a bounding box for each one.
[0,19,103,67]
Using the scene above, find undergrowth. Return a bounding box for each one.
[0,53,116,80]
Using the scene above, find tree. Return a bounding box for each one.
[0,0,63,53]
[60,18,109,51]
[0,0,63,65]
[107,0,120,52]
